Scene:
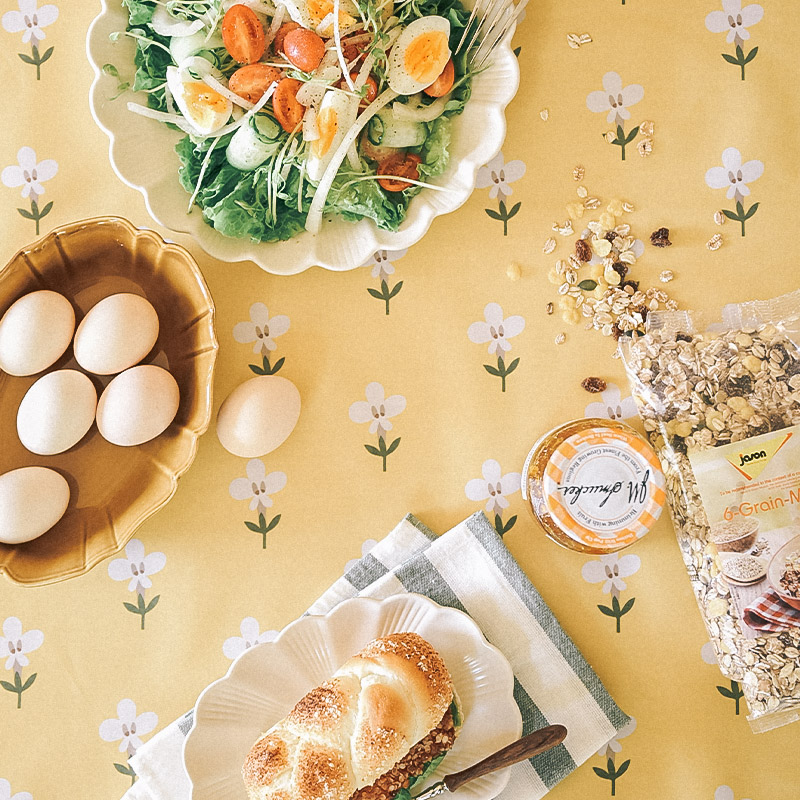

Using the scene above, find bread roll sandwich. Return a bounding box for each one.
[243,632,462,800]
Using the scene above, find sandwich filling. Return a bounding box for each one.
[351,702,459,800]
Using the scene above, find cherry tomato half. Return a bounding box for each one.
[272,22,300,55]
[228,64,284,104]
[283,27,326,72]
[339,72,378,106]
[377,152,422,192]
[423,58,455,98]
[222,4,266,65]
[272,77,305,132]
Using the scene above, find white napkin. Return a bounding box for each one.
[123,512,628,800]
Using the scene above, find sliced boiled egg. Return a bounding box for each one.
[388,15,451,95]
[277,0,358,36]
[306,90,359,182]
[166,62,232,135]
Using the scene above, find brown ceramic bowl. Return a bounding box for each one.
[0,217,217,586]
[768,535,800,612]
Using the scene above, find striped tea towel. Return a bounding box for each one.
[744,588,800,632]
[123,512,629,800]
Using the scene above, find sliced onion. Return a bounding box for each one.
[392,93,449,122]
[306,87,398,234]
[206,82,277,138]
[126,102,198,134]
[263,3,284,51]
[202,74,255,110]
[302,105,319,140]
[296,80,328,107]
[151,6,205,37]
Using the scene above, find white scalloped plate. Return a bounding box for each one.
[86,2,520,274]
[183,594,522,800]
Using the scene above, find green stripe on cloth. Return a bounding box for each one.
[344,554,388,591]
[465,512,630,732]
[513,678,577,788]
[394,554,467,613]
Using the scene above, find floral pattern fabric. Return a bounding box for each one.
[2,1,798,798]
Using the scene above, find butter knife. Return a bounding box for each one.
[414,724,568,800]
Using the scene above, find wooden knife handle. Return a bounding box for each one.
[443,725,568,794]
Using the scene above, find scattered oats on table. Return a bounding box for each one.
[707,233,723,251]
[566,33,581,48]
[573,165,585,181]
[553,220,574,236]
[604,131,616,144]
[583,196,600,210]
[714,210,726,226]
[638,120,654,137]
[578,33,592,44]
[506,261,522,281]
[576,185,588,198]
[660,270,674,283]
[543,237,557,254]
[622,201,635,213]
[540,108,549,121]
[555,332,566,345]
[638,138,653,157]
[545,302,554,315]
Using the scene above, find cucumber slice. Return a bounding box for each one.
[367,109,426,149]
[170,31,224,66]
[252,115,280,143]
[226,117,280,170]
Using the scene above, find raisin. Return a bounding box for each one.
[650,227,672,247]
[581,376,607,393]
[575,238,592,262]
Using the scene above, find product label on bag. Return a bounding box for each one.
[542,426,665,550]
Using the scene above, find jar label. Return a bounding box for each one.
[543,427,665,549]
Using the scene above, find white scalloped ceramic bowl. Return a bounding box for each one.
[86,2,520,274]
[183,594,522,800]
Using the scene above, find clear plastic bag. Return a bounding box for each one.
[621,289,800,732]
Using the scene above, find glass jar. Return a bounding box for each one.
[521,418,666,554]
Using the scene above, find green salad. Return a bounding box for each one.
[113,0,475,242]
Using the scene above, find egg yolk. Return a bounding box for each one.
[404,31,449,85]
[311,107,339,158]
[308,0,355,28]
[183,82,229,115]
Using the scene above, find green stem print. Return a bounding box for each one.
[18,42,54,80]
[610,124,640,161]
[368,279,404,315]
[114,760,137,786]
[483,355,519,393]
[494,513,517,536]
[723,199,759,237]
[598,589,635,633]
[717,679,744,715]
[245,511,282,549]
[485,199,521,236]
[365,435,401,472]
[17,197,53,235]
[1,670,37,709]
[124,591,160,630]
[593,756,631,796]
[249,354,285,375]
[722,44,758,80]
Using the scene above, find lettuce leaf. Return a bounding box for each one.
[123,0,155,26]
[325,173,406,231]
[418,116,451,180]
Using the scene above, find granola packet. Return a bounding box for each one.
[620,289,800,733]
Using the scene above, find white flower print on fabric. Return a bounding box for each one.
[349,382,406,471]
[222,617,278,660]
[108,539,166,630]
[476,152,526,236]
[363,249,407,314]
[2,1,57,44]
[229,460,286,513]
[3,1,58,81]
[468,303,525,393]
[715,787,752,800]
[99,699,158,757]
[586,72,644,160]
[705,147,763,236]
[345,538,378,572]
[230,460,287,549]
[584,383,638,421]
[582,553,640,633]
[706,1,763,79]
[465,460,521,535]
[1,147,57,233]
[233,302,290,376]
[706,1,763,45]
[0,616,42,708]
[1,147,56,201]
[596,717,636,758]
[476,153,526,200]
[0,778,32,800]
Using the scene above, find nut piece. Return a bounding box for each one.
[575,238,592,262]
[650,227,672,247]
[581,376,607,393]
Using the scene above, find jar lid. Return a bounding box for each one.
[541,424,665,550]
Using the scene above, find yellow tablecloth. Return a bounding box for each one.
[2,1,799,798]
